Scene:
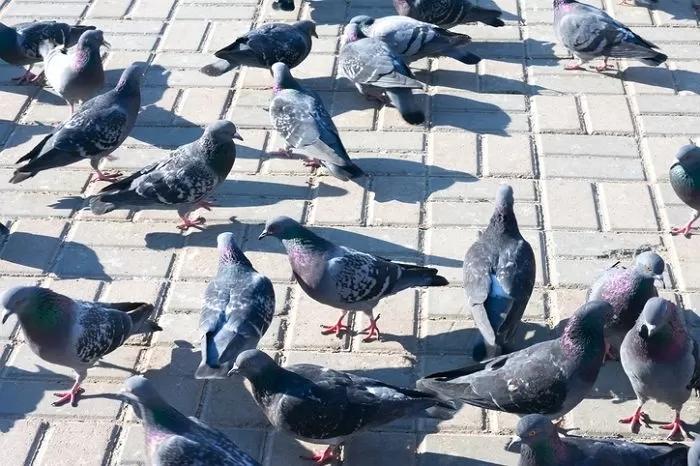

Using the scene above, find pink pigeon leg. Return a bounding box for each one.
[603,340,616,361]
[564,58,586,71]
[360,313,382,342]
[28,70,45,84]
[12,66,37,84]
[595,58,614,72]
[196,199,218,211]
[671,210,700,236]
[321,310,349,336]
[618,403,647,432]
[303,158,322,168]
[90,169,123,183]
[177,213,205,231]
[660,411,690,440]
[300,445,337,464]
[52,381,85,407]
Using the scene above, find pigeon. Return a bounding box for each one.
[201,20,316,77]
[9,63,142,184]
[348,15,481,66]
[669,144,700,237]
[417,301,612,420]
[230,349,456,464]
[587,251,665,360]
[259,216,448,342]
[339,23,425,125]
[0,20,96,83]
[690,436,700,466]
[120,375,261,466]
[272,0,295,11]
[619,298,700,440]
[554,0,667,71]
[463,184,536,362]
[393,0,505,28]
[40,29,108,115]
[515,414,689,466]
[89,120,242,231]
[1,286,161,407]
[195,232,275,379]
[269,62,364,181]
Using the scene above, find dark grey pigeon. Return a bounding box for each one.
[515,414,689,466]
[9,63,142,184]
[0,20,96,83]
[690,437,700,466]
[259,216,448,342]
[463,184,536,362]
[554,0,667,71]
[272,0,295,11]
[669,144,700,237]
[231,349,456,463]
[1,286,160,407]
[0,222,8,240]
[619,298,700,440]
[89,120,242,231]
[393,0,505,28]
[417,301,612,420]
[348,15,481,66]
[121,376,261,466]
[201,20,316,77]
[269,62,364,181]
[196,232,275,379]
[339,23,426,125]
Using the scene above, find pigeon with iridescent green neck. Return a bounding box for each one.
[669,144,700,236]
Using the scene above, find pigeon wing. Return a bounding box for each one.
[74,301,133,363]
[326,249,400,304]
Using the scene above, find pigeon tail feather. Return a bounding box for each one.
[386,88,424,125]
[398,263,449,287]
[200,59,236,76]
[470,7,505,27]
[324,161,365,181]
[641,52,668,66]
[126,303,157,333]
[423,399,459,420]
[446,49,482,65]
[89,196,116,215]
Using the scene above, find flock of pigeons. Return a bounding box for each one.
[0,0,700,464]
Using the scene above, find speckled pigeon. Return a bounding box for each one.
[0,20,96,83]
[89,120,241,230]
[201,20,316,77]
[231,349,456,464]
[463,184,536,362]
[196,232,275,379]
[1,286,160,407]
[340,23,425,125]
[393,0,505,28]
[121,375,261,466]
[269,62,364,181]
[9,63,142,184]
[669,144,700,237]
[259,216,448,342]
[348,15,481,65]
[554,0,667,71]
[417,301,612,420]
[587,251,665,360]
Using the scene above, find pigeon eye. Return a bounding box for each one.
[529,430,537,437]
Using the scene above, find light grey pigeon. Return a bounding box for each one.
[1,286,161,407]
[393,0,505,28]
[339,23,426,125]
[348,15,481,66]
[0,20,96,83]
[201,20,316,77]
[259,216,448,342]
[9,63,142,184]
[120,376,261,466]
[690,436,700,465]
[195,232,275,379]
[619,298,700,440]
[554,0,667,71]
[40,29,108,115]
[269,62,364,182]
[89,120,242,231]
[231,349,456,463]
[669,144,700,237]
[463,184,536,362]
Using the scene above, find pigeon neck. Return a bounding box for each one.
[553,0,572,6]
[219,243,253,268]
[249,366,304,397]
[141,402,189,434]
[488,205,519,236]
[281,228,332,254]
[274,76,301,93]
[561,314,605,380]
[200,136,236,175]
[72,43,99,71]
[639,311,688,361]
[521,433,568,465]
[17,294,71,339]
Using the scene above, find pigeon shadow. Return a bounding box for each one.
[0,119,40,151]
[645,0,697,21]
[621,67,700,94]
[432,69,549,96]
[0,71,57,104]
[468,39,557,64]
[417,452,509,466]
[430,94,515,135]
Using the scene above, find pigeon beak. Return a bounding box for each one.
[506,435,522,450]
[1,309,11,324]
[312,31,319,38]
[654,274,665,289]
[227,366,240,376]
[258,229,269,240]
[232,132,243,141]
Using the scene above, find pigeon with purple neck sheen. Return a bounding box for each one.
[619,298,700,440]
[121,376,261,466]
[259,216,448,342]
[393,0,504,28]
[669,144,700,236]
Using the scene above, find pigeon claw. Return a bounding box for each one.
[603,340,617,362]
[619,407,648,433]
[360,314,382,342]
[177,216,206,231]
[564,63,586,71]
[301,446,336,464]
[278,148,293,158]
[91,170,123,183]
[52,385,85,407]
[320,321,349,336]
[660,413,689,440]
[671,225,694,237]
[303,158,322,168]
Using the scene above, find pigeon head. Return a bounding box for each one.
[562,301,612,361]
[638,297,674,339]
[259,216,305,241]
[271,62,298,92]
[1,286,53,324]
[294,20,318,39]
[77,29,110,50]
[216,232,252,267]
[494,184,514,211]
[120,375,163,407]
[229,349,277,378]
[632,251,665,282]
[115,63,144,92]
[674,144,700,170]
[348,15,374,38]
[205,120,243,142]
[515,414,556,446]
[514,415,566,462]
[343,22,362,43]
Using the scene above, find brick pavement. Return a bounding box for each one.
[0,0,699,464]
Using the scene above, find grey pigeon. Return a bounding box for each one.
[690,436,700,465]
[89,120,242,231]
[515,414,689,466]
[669,144,700,237]
[269,62,364,181]
[619,298,700,440]
[230,349,456,463]
[340,23,425,125]
[201,20,316,77]
[587,251,665,360]
[348,15,481,66]
[9,63,142,184]
[40,29,108,115]
[259,216,448,342]
[554,0,667,71]
[121,375,261,466]
[0,20,96,83]
[195,232,275,379]
[1,286,160,407]
[393,0,505,28]
[417,301,612,420]
[463,184,536,362]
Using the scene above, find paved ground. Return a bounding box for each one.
[0,0,700,464]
